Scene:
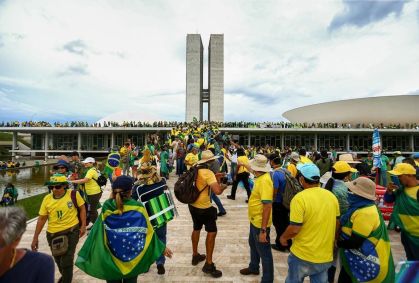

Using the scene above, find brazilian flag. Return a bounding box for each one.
[102,152,121,178]
[340,205,395,283]
[75,198,165,280]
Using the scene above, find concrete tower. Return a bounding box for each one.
[186,34,224,122]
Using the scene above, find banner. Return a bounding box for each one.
[372,128,381,168]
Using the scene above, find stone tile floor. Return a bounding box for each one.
[19,171,407,282]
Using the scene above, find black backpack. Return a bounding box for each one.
[174,164,208,204]
[89,168,107,188]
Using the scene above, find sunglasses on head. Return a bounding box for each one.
[48,185,63,190]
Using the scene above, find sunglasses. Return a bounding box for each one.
[48,185,63,190]
[57,167,67,169]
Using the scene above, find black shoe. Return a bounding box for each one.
[202,262,222,278]
[192,253,206,266]
[240,267,260,275]
[226,195,235,200]
[271,244,288,252]
[217,211,226,216]
[157,264,165,275]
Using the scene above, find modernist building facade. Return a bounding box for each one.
[1,127,418,160]
[186,34,224,122]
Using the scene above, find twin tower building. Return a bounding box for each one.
[186,34,224,122]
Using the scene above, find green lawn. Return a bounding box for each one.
[16,193,48,220]
[0,132,31,147]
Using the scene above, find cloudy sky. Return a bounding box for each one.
[0,0,418,122]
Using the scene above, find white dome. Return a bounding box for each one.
[97,111,162,124]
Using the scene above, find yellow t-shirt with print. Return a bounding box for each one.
[191,169,217,209]
[39,190,85,233]
[248,172,273,228]
[185,153,199,170]
[84,168,101,195]
[237,156,249,174]
[290,187,340,263]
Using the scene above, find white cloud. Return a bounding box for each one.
[0,0,418,122]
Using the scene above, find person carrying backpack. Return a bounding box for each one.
[71,157,102,227]
[31,174,86,283]
[268,154,290,252]
[186,150,228,278]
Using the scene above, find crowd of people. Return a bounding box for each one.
[1,120,419,129]
[0,121,418,283]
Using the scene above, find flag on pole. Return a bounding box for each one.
[372,128,382,169]
[75,199,165,280]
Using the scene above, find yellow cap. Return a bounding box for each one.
[388,163,416,176]
[333,161,357,173]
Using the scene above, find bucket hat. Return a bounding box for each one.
[249,154,271,172]
[345,177,376,201]
[45,174,69,186]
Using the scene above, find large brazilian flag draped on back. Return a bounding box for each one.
[75,198,165,280]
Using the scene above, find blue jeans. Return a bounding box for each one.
[176,158,185,176]
[155,224,167,265]
[211,193,226,214]
[285,253,331,283]
[380,169,388,187]
[248,224,274,283]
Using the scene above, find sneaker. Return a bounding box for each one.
[226,195,235,200]
[240,267,260,275]
[157,264,165,275]
[202,262,222,278]
[192,253,206,266]
[271,244,288,252]
[217,211,226,216]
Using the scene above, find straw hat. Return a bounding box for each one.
[137,162,161,185]
[196,150,218,165]
[338,153,360,164]
[345,177,376,201]
[249,154,271,172]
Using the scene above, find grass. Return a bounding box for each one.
[0,132,31,147]
[16,193,48,220]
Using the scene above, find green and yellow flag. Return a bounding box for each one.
[75,198,165,280]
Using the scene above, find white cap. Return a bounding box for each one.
[82,157,95,163]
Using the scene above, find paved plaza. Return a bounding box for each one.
[19,171,407,283]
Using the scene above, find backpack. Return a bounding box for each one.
[70,190,90,224]
[278,168,303,210]
[89,168,107,188]
[174,164,209,204]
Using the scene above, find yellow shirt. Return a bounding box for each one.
[248,172,273,228]
[299,155,313,164]
[185,153,199,170]
[191,169,217,209]
[404,185,418,200]
[39,190,85,233]
[289,187,340,263]
[84,168,101,195]
[237,156,249,174]
[287,163,298,178]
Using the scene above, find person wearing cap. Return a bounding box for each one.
[392,151,405,168]
[75,176,173,282]
[287,152,300,178]
[71,157,102,225]
[239,154,274,283]
[385,163,419,260]
[280,163,340,283]
[31,174,86,283]
[337,177,395,282]
[184,145,199,170]
[188,150,228,278]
